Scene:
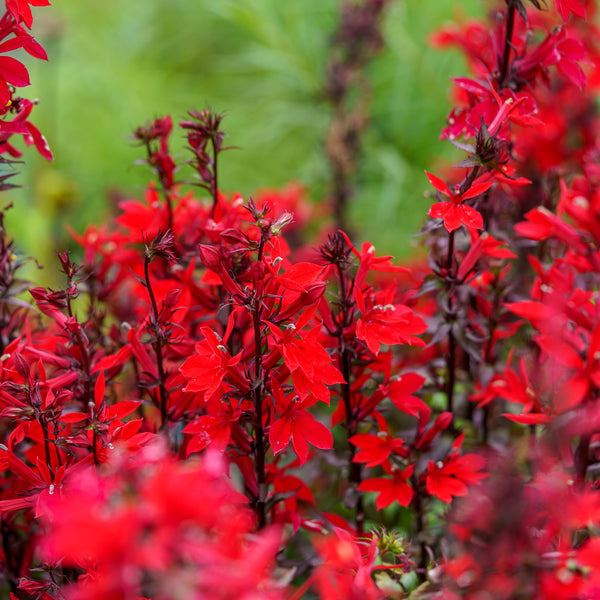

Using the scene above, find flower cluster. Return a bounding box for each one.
[421,0,600,597]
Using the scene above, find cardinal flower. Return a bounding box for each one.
[268,380,333,465]
[425,434,488,503]
[180,326,250,402]
[426,170,493,232]
[267,322,344,405]
[355,287,426,355]
[358,464,414,510]
[349,432,407,468]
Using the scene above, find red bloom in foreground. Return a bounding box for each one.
[426,170,493,232]
[40,448,284,600]
[312,528,383,600]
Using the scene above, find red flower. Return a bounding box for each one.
[513,26,588,90]
[312,528,383,600]
[383,373,428,421]
[0,451,66,518]
[358,464,414,509]
[182,414,232,455]
[268,381,333,465]
[425,435,488,503]
[267,321,344,405]
[338,230,408,315]
[426,170,493,232]
[535,326,600,411]
[473,350,552,425]
[180,326,250,402]
[515,206,588,253]
[349,432,407,468]
[356,293,426,355]
[0,98,52,160]
[6,0,51,30]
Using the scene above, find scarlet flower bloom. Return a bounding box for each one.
[312,528,385,600]
[425,451,488,503]
[180,326,250,402]
[426,171,493,232]
[515,205,588,253]
[268,380,333,465]
[535,325,600,411]
[267,322,344,405]
[472,350,552,425]
[358,464,414,510]
[338,231,408,314]
[383,372,429,423]
[355,287,427,355]
[182,413,232,455]
[0,451,66,518]
[349,432,407,468]
[512,26,588,90]
[39,450,284,600]
[456,230,516,282]
[6,0,51,29]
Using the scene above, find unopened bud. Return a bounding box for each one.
[271,211,294,236]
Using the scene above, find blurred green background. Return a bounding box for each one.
[7,0,482,276]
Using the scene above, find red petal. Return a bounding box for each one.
[269,417,292,455]
[24,37,48,60]
[428,201,451,219]
[425,171,451,197]
[59,412,88,424]
[503,413,553,425]
[91,345,132,373]
[359,477,395,509]
[0,36,33,54]
[536,335,584,370]
[461,180,494,200]
[427,474,468,503]
[444,205,465,232]
[0,56,30,87]
[460,205,484,229]
[558,60,586,90]
[94,371,105,411]
[505,300,557,320]
[291,434,309,465]
[294,412,333,451]
[107,400,143,421]
[25,121,53,161]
